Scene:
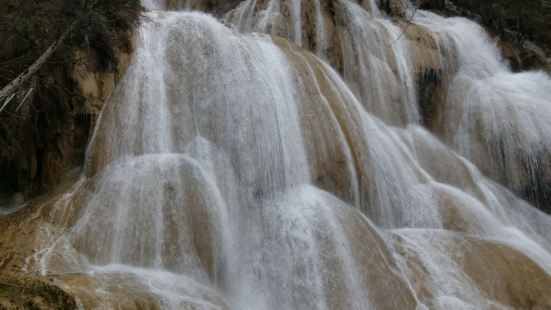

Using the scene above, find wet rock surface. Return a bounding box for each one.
[0,274,77,310]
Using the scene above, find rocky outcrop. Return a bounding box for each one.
[0,172,81,309]
[0,274,77,310]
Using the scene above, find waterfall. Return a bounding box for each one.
[225,1,551,210]
[19,1,551,309]
[225,0,419,126]
[411,11,551,211]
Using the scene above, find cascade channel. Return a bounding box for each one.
[10,0,551,309]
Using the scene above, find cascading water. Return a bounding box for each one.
[225,0,420,126]
[410,11,551,211]
[225,1,551,211]
[14,0,551,309]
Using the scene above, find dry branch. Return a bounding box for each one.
[0,21,77,106]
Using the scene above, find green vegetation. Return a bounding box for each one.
[0,0,143,88]
[0,0,143,202]
[452,0,550,45]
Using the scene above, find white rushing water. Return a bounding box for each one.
[21,0,551,309]
[225,1,551,208]
[410,10,551,206]
[226,0,420,126]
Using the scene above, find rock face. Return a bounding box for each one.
[0,274,77,310]
[0,37,134,208]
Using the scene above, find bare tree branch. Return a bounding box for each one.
[0,21,77,105]
[15,88,34,112]
[0,93,16,112]
[390,1,420,46]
